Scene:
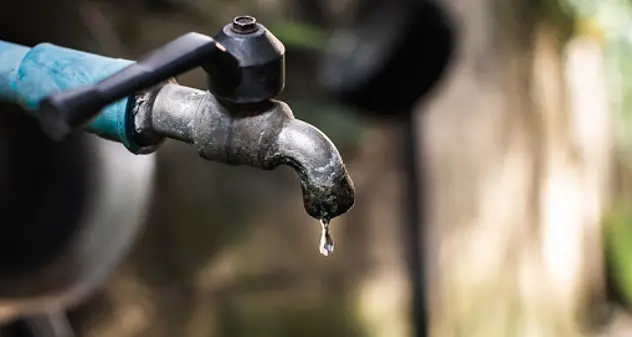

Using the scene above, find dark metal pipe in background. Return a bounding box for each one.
[402,112,427,337]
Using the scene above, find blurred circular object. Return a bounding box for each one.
[319,0,456,116]
[0,110,155,322]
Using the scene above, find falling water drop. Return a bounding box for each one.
[319,219,335,256]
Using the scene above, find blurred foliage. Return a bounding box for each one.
[216,292,365,337]
[563,0,632,164]
[290,99,367,146]
[268,21,329,52]
[538,0,576,44]
[568,0,632,311]
[603,204,632,308]
[270,19,369,147]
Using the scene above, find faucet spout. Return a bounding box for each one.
[134,83,355,220]
[272,119,355,219]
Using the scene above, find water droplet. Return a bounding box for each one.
[319,219,334,256]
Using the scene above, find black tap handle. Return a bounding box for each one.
[38,32,241,141]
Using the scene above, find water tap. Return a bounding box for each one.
[36,16,355,255]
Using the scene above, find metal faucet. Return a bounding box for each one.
[134,84,354,219]
[0,15,355,223]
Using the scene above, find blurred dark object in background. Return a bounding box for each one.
[0,1,155,335]
[319,0,455,117]
[320,1,456,337]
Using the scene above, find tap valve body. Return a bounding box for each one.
[37,15,285,140]
[209,15,285,104]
